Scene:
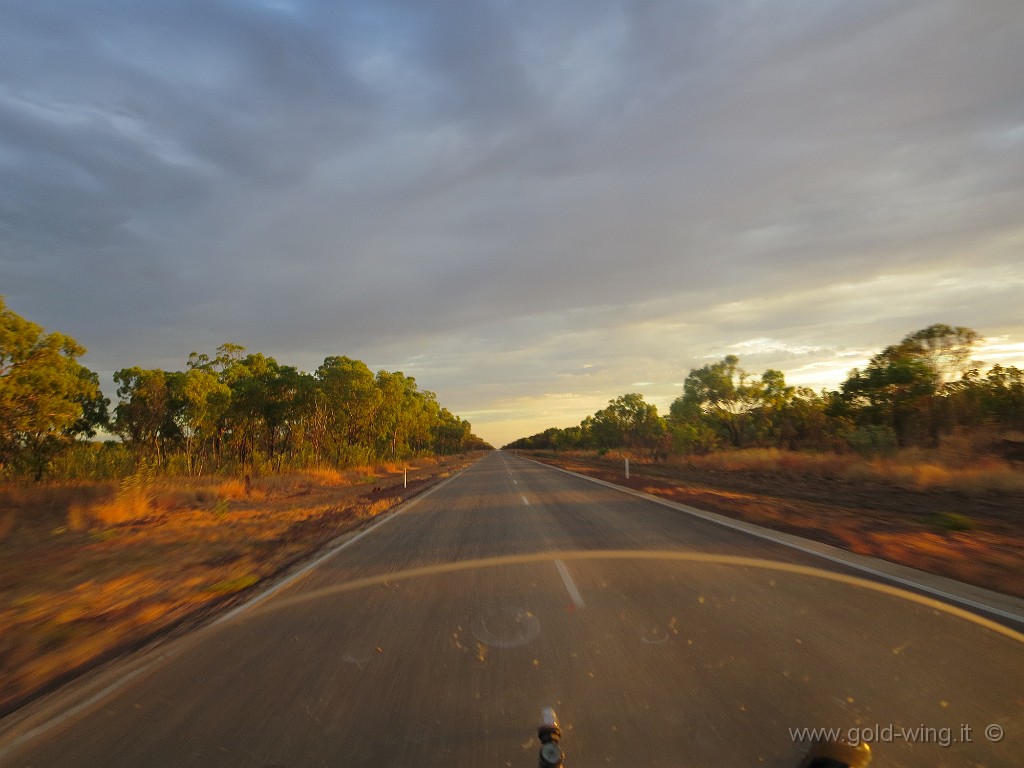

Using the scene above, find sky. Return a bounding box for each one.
[2,0,1023,448]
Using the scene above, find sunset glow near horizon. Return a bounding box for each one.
[3,1,1023,448]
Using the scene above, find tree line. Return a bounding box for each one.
[505,324,1024,457]
[0,298,488,480]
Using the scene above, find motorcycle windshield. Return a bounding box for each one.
[4,549,1020,767]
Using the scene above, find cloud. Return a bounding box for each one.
[2,0,1022,447]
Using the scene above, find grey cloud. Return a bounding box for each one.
[2,0,1022,446]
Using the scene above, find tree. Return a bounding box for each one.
[218,353,307,469]
[187,342,246,377]
[904,324,979,383]
[113,367,180,462]
[373,371,433,458]
[589,394,666,454]
[0,298,105,479]
[173,368,231,474]
[315,356,383,463]
[405,388,441,454]
[975,364,1024,430]
[840,351,935,447]
[673,355,764,447]
[432,407,472,454]
[774,386,832,450]
[838,325,978,447]
[68,368,111,440]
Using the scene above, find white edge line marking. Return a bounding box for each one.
[0,462,475,761]
[555,559,586,609]
[513,454,1024,626]
[0,665,154,759]
[215,466,463,625]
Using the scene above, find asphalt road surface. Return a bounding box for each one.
[1,451,1021,767]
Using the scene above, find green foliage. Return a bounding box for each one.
[589,393,667,453]
[838,324,980,447]
[113,367,179,460]
[506,393,666,456]
[845,425,899,455]
[507,323,1024,461]
[0,297,107,479]
[667,357,816,451]
[969,364,1024,429]
[2,303,486,481]
[176,367,231,474]
[108,344,486,474]
[47,441,134,480]
[931,512,976,532]
[669,421,720,455]
[674,355,763,447]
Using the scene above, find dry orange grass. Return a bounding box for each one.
[683,448,858,477]
[48,456,448,535]
[363,498,395,517]
[304,467,350,486]
[348,463,377,477]
[0,481,114,535]
[682,447,1023,494]
[844,455,1024,493]
[63,476,236,530]
[215,478,251,499]
[1,481,112,516]
[82,488,153,526]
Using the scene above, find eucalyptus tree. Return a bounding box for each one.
[218,352,308,468]
[432,407,472,454]
[113,367,181,463]
[173,367,231,474]
[315,356,383,462]
[672,355,765,448]
[0,298,106,478]
[839,325,979,446]
[589,393,666,453]
[976,365,1024,429]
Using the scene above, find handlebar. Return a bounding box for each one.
[537,707,563,768]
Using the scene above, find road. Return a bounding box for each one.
[1,451,1021,767]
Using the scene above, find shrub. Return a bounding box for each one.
[931,512,976,532]
[846,425,899,455]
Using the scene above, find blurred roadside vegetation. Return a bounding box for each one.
[0,296,490,485]
[505,323,1024,478]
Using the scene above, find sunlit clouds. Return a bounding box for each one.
[2,0,1022,447]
